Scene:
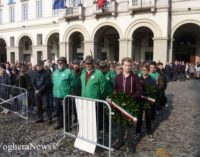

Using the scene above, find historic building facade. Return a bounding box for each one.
[0,0,200,65]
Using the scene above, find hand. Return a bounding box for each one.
[35,90,39,95]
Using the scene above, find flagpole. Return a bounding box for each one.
[64,0,66,8]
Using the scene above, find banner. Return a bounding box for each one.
[53,0,65,10]
[74,99,97,154]
[107,99,138,123]
[141,95,155,103]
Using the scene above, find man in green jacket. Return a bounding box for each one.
[80,56,105,131]
[52,57,75,130]
[80,56,105,99]
[99,61,113,100]
[99,61,114,131]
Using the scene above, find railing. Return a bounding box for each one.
[57,95,113,156]
[129,0,156,12]
[0,84,29,123]
[130,0,155,8]
[93,0,116,16]
[64,5,83,20]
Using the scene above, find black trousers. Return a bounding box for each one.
[54,98,72,130]
[117,124,136,147]
[136,107,152,135]
[96,102,109,132]
[35,93,52,120]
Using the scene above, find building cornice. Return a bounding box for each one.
[153,37,169,41]
[0,22,59,33]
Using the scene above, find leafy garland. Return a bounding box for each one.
[108,84,157,127]
[108,91,140,127]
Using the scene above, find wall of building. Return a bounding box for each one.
[0,0,199,65]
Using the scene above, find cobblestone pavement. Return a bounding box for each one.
[0,80,200,157]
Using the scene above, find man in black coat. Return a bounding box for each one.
[33,61,52,124]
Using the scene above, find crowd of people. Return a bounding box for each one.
[0,56,200,154]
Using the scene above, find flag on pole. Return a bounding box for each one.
[53,0,65,10]
[97,0,104,9]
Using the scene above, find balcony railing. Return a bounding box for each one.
[129,0,156,12]
[93,0,116,17]
[64,5,83,21]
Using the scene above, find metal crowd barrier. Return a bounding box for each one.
[62,95,113,157]
[0,84,28,123]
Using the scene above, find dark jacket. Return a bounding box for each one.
[114,72,142,99]
[157,69,167,90]
[165,64,172,75]
[180,64,186,73]
[19,73,32,91]
[0,75,10,99]
[28,69,36,84]
[70,69,82,96]
[140,75,156,96]
[11,74,19,86]
[0,75,11,85]
[33,69,50,94]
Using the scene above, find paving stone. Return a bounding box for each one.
[0,79,200,156]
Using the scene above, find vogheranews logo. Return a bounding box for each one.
[0,142,57,152]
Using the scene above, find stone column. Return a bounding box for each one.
[6,48,11,63]
[59,42,66,58]
[65,41,75,63]
[31,46,37,65]
[127,38,133,58]
[168,39,174,63]
[43,45,48,61]
[7,47,19,63]
[32,45,48,65]
[196,39,200,62]
[153,37,168,64]
[84,40,95,58]
[119,38,132,61]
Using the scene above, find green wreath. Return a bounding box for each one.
[108,91,140,127]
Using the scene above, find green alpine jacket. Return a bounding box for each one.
[149,71,159,81]
[52,68,75,98]
[80,68,105,99]
[102,71,114,100]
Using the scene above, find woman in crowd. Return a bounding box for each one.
[0,69,11,114]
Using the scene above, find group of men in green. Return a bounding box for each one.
[47,55,166,154]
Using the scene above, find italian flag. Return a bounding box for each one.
[107,99,138,123]
[97,0,104,9]
[141,95,155,103]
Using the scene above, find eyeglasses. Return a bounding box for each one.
[85,63,92,65]
[58,62,64,65]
